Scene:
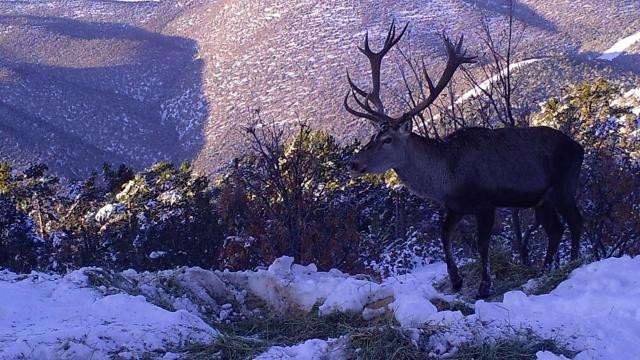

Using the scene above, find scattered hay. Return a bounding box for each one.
[185,307,368,359]
[430,298,475,316]
[346,323,425,360]
[453,329,577,360]
[436,249,539,301]
[531,260,584,295]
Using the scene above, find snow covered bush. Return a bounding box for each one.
[0,194,42,273]
[0,161,226,273]
[0,162,51,272]
[89,161,225,270]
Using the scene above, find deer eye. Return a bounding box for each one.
[382,138,392,144]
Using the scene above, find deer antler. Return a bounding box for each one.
[344,22,476,128]
[344,20,408,125]
[400,34,477,121]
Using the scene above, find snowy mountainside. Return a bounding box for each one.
[0,0,206,177]
[1,0,640,175]
[165,0,640,173]
[1,255,639,359]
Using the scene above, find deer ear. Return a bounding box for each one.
[396,118,412,134]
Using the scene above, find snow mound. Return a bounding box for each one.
[122,266,236,320]
[0,269,217,359]
[474,256,640,359]
[536,351,570,360]
[219,256,384,314]
[238,256,640,359]
[219,256,452,327]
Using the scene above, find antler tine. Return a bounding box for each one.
[455,33,464,52]
[421,57,435,95]
[382,19,396,50]
[381,21,408,56]
[400,33,477,121]
[358,31,371,55]
[343,91,385,123]
[351,89,386,118]
[346,69,390,120]
[443,33,476,64]
[363,22,408,115]
[346,70,368,98]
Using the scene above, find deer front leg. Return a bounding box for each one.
[442,211,463,291]
[475,208,495,299]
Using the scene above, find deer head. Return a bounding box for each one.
[345,21,476,176]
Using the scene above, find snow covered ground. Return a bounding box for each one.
[0,269,217,359]
[598,31,640,61]
[1,256,638,359]
[456,58,545,104]
[474,256,640,360]
[224,255,640,359]
[255,337,347,360]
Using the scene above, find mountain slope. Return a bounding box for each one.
[1,0,639,176]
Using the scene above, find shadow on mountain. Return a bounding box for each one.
[0,15,208,179]
[462,0,557,33]
[611,53,640,75]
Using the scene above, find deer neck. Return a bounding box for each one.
[392,134,448,202]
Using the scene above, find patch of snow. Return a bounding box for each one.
[598,31,640,61]
[625,88,640,100]
[220,256,382,314]
[624,88,640,117]
[128,267,234,319]
[255,337,346,360]
[0,269,217,359]
[382,262,453,327]
[536,351,570,360]
[94,203,126,223]
[149,250,167,259]
[521,278,539,294]
[457,58,544,103]
[158,190,182,206]
[219,256,451,327]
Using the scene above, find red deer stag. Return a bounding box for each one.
[344,22,584,298]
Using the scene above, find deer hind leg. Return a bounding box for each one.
[555,199,583,261]
[442,211,463,291]
[554,154,583,261]
[557,203,583,261]
[475,208,495,299]
[536,201,564,268]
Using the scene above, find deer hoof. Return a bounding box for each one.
[476,281,491,299]
[570,251,579,262]
[451,276,463,292]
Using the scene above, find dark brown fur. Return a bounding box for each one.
[350,125,584,298]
